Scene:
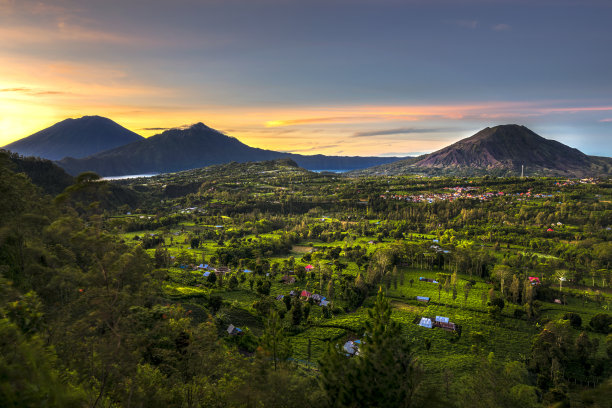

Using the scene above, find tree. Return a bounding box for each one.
[443,277,450,301]
[488,298,504,316]
[291,297,302,326]
[283,295,292,311]
[327,280,335,303]
[457,355,539,408]
[228,275,239,290]
[493,265,512,298]
[589,313,612,334]
[555,269,568,291]
[319,288,423,407]
[206,271,217,285]
[0,318,88,407]
[509,275,520,304]
[154,247,171,268]
[561,312,582,329]
[463,282,472,306]
[207,295,223,314]
[260,311,292,371]
[303,303,311,322]
[253,297,275,317]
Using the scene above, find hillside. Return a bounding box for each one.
[2,116,144,160]
[1,149,74,195]
[350,125,612,177]
[57,123,400,176]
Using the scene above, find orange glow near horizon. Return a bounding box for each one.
[4,91,612,157]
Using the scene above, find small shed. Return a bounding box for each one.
[343,339,361,356]
[416,296,430,303]
[419,317,433,329]
[227,324,243,336]
[281,275,296,284]
[437,321,457,332]
[216,266,230,275]
[311,294,324,302]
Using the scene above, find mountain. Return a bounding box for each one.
[57,123,400,176]
[3,116,145,160]
[350,125,612,177]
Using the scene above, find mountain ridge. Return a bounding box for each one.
[57,122,402,176]
[349,124,611,177]
[3,116,145,160]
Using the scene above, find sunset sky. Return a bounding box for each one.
[1,0,611,157]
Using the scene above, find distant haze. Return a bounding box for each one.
[1,0,611,156]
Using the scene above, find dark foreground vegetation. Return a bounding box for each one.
[1,153,611,407]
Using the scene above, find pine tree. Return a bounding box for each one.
[319,288,423,407]
[260,311,292,371]
[291,297,302,326]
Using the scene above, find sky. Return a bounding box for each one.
[1,0,611,157]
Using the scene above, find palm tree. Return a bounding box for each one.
[555,269,568,291]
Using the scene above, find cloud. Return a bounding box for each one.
[599,118,612,122]
[33,90,68,95]
[0,24,144,46]
[352,127,447,137]
[281,144,340,153]
[264,102,612,129]
[266,116,379,127]
[456,20,478,29]
[492,23,511,31]
[140,127,170,131]
[0,87,30,92]
[0,87,67,96]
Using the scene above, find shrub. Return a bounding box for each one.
[589,313,612,334]
[562,312,582,329]
[514,308,526,319]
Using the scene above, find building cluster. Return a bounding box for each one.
[379,186,556,203]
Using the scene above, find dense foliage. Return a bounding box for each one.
[1,157,610,407]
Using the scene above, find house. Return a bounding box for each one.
[276,295,285,301]
[436,321,457,332]
[203,271,211,277]
[227,324,243,336]
[281,275,296,284]
[320,299,330,307]
[215,266,230,276]
[243,269,253,273]
[311,294,324,302]
[435,316,449,323]
[301,290,312,299]
[289,290,297,297]
[528,277,540,286]
[343,339,361,356]
[416,296,430,303]
[305,265,314,271]
[418,317,433,329]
